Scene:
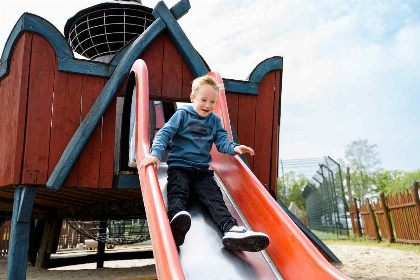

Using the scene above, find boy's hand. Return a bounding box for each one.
[139,154,160,170]
[234,145,255,156]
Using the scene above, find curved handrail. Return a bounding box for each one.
[208,71,351,280]
[131,59,185,280]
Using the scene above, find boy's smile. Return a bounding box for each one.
[190,84,218,117]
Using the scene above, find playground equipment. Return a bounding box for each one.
[0,0,351,279]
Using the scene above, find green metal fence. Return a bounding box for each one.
[279,156,349,239]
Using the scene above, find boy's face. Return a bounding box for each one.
[190,84,218,117]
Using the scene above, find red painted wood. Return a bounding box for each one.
[225,92,239,134]
[143,33,164,99]
[77,76,105,188]
[22,34,56,185]
[162,33,183,100]
[182,59,193,100]
[99,95,116,188]
[48,71,83,187]
[254,71,276,191]
[0,33,32,187]
[270,70,282,197]
[237,94,256,169]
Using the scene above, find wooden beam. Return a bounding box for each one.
[97,220,106,268]
[153,1,209,78]
[48,249,154,268]
[35,217,63,269]
[7,185,37,280]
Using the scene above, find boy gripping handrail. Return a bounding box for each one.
[140,75,269,252]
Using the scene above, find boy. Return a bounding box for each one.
[140,75,269,252]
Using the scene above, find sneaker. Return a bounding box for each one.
[170,211,191,246]
[222,226,270,252]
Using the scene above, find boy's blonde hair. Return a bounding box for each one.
[191,75,221,96]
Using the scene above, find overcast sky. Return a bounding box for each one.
[1,0,419,172]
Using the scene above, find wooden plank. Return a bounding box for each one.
[270,70,282,197]
[237,95,256,169]
[99,96,117,188]
[182,59,194,100]
[48,71,83,187]
[254,71,276,190]
[22,34,56,185]
[225,92,239,132]
[162,33,183,100]
[0,33,32,187]
[77,76,105,188]
[143,33,164,98]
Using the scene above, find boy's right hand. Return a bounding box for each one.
[139,154,160,170]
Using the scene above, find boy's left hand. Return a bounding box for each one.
[234,145,255,156]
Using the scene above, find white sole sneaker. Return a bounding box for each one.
[170,211,191,246]
[222,226,270,252]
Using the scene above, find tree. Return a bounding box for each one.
[277,171,308,213]
[372,170,404,194]
[374,169,420,194]
[344,139,381,202]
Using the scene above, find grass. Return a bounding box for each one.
[309,229,420,254]
[321,236,420,254]
[311,229,349,240]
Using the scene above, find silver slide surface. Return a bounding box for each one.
[156,163,283,280]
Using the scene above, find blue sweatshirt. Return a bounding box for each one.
[150,105,238,168]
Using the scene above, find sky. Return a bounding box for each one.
[1,0,419,172]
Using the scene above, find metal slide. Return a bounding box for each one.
[131,59,352,280]
[156,163,282,279]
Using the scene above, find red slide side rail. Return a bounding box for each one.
[208,71,351,280]
[132,60,185,280]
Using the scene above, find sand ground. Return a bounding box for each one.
[1,243,419,279]
[329,243,420,280]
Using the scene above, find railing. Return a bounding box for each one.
[132,59,185,280]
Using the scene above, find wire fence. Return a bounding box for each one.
[279,156,349,239]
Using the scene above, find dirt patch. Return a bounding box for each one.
[329,244,420,280]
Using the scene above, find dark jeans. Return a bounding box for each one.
[167,166,238,233]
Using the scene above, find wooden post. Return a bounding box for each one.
[413,182,420,217]
[7,185,37,280]
[346,167,353,207]
[35,218,63,269]
[366,198,381,242]
[97,220,107,268]
[28,218,36,266]
[380,192,395,243]
[353,198,362,237]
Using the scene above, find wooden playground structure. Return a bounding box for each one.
[0,1,283,279]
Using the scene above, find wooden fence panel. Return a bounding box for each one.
[0,220,11,257]
[349,198,362,237]
[388,183,420,244]
[360,198,380,241]
[372,193,394,242]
